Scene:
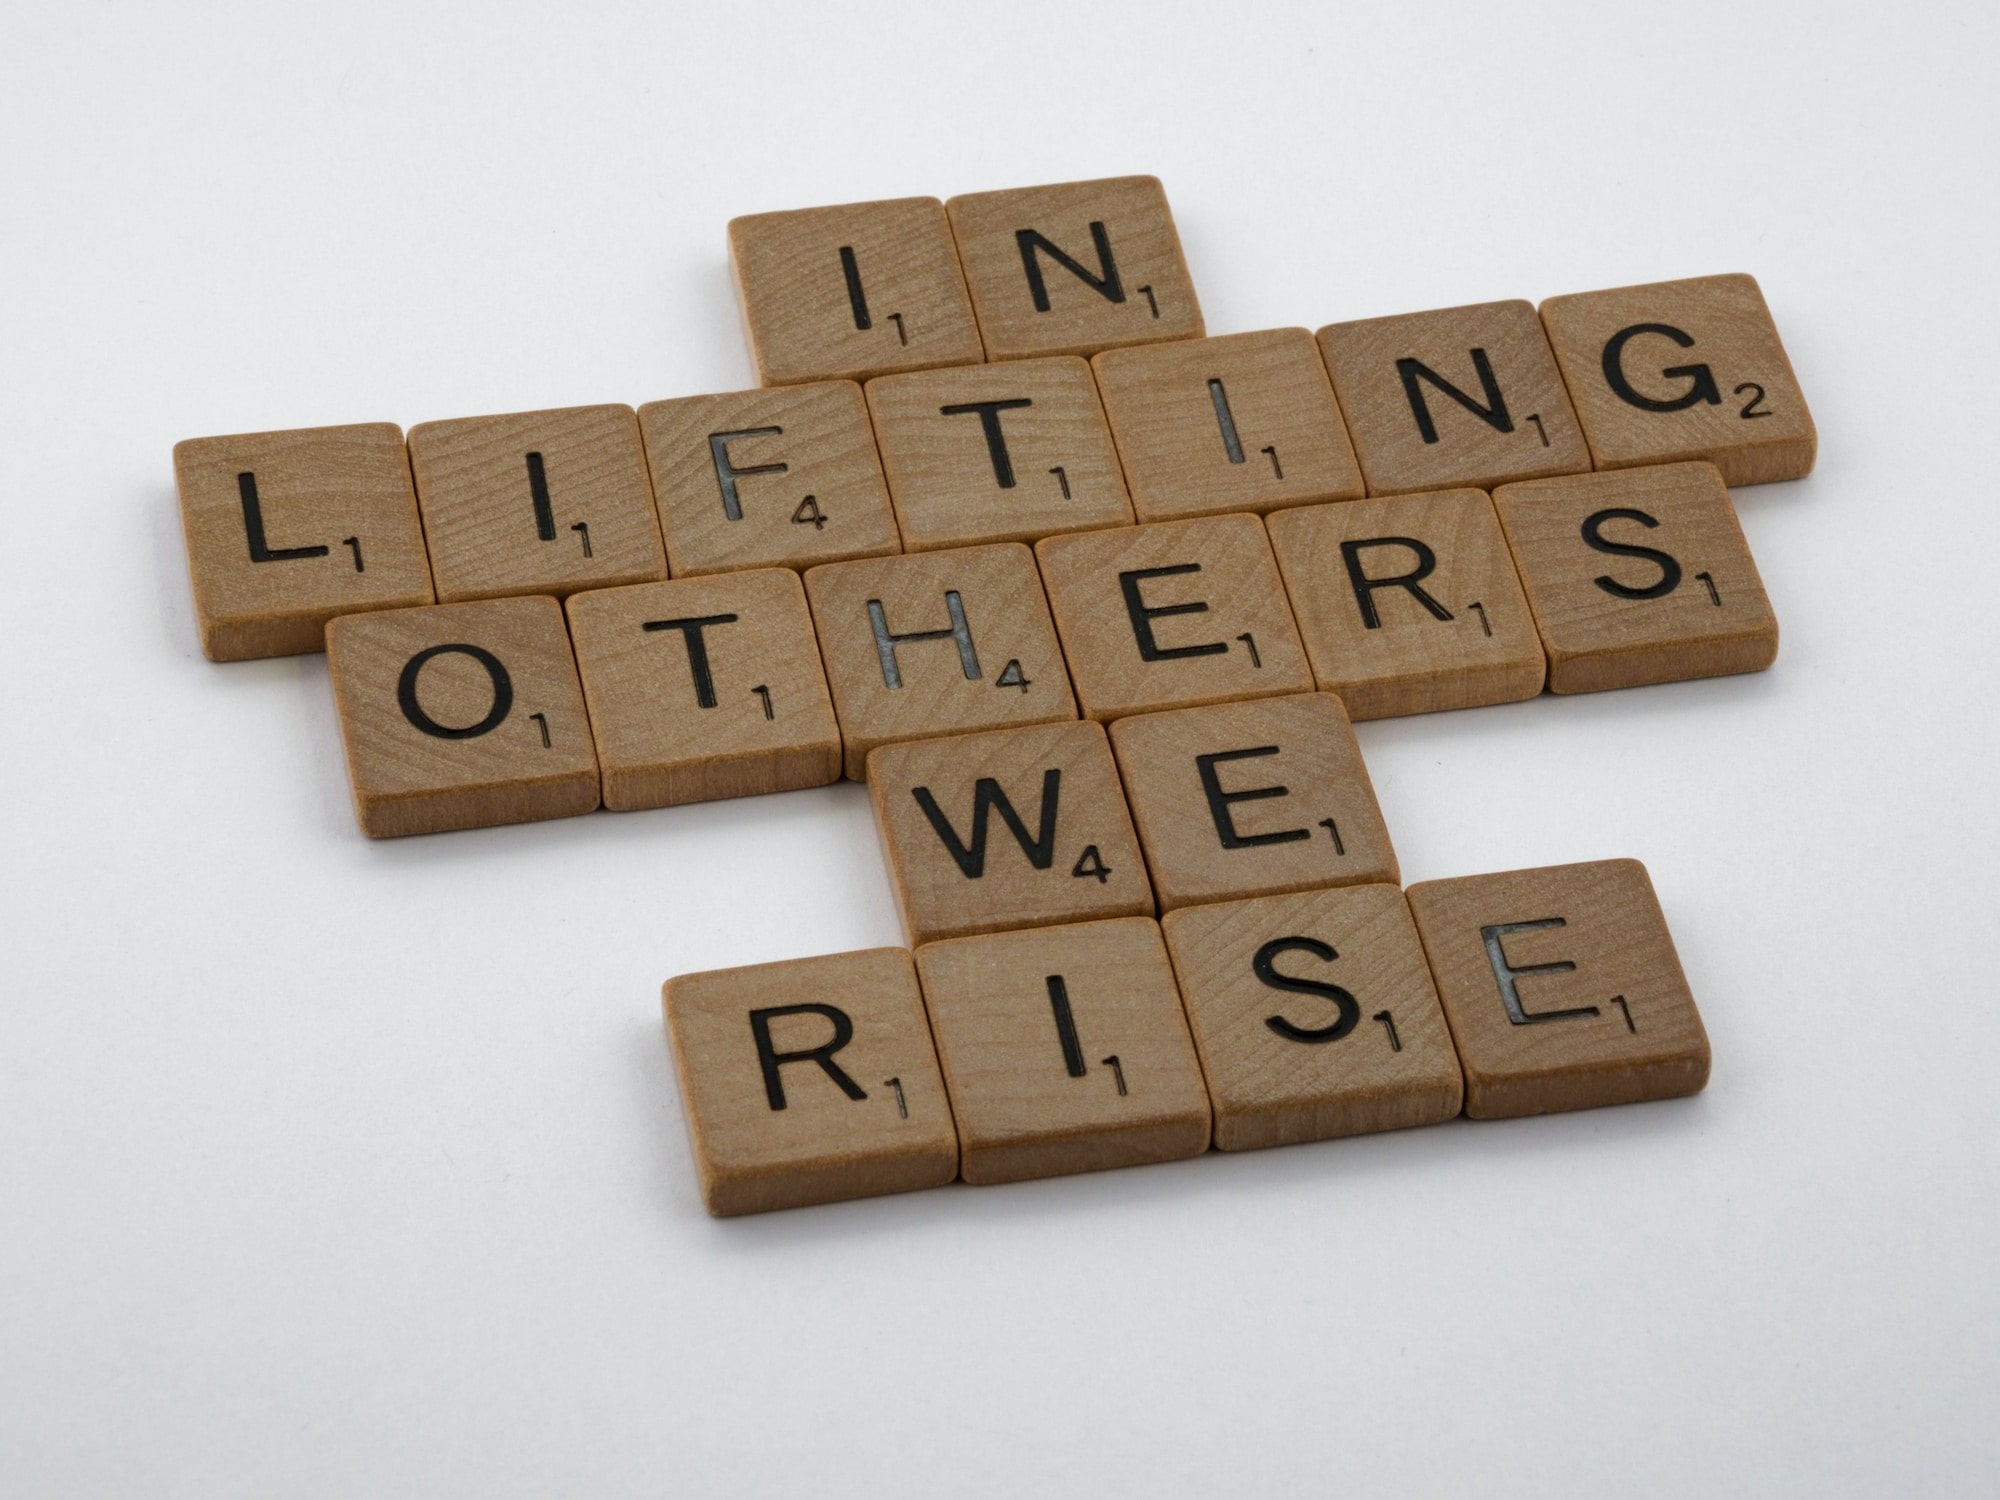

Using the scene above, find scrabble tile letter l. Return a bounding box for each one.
[1405,859,1711,1118]
[175,423,434,660]
[664,948,959,1215]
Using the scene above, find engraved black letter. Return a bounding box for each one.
[1600,323,1722,413]
[1582,508,1682,600]
[1395,349,1513,443]
[1254,936,1362,1043]
[868,591,981,688]
[1339,537,1455,629]
[237,472,329,563]
[1015,221,1125,312]
[707,428,787,522]
[911,769,1061,878]
[643,613,741,709]
[939,398,1035,488]
[1119,564,1228,661]
[397,643,513,740]
[749,1004,868,1110]
[1195,746,1309,849]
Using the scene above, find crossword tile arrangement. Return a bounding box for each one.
[176,175,1812,1213]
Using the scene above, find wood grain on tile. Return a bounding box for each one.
[1405,859,1710,1118]
[804,542,1077,779]
[1317,301,1590,495]
[1160,884,1462,1150]
[868,720,1152,946]
[915,918,1210,1184]
[866,355,1132,551]
[637,381,901,576]
[174,423,433,660]
[1092,328,1365,522]
[566,568,840,811]
[1266,489,1544,718]
[1108,693,1397,911]
[729,197,984,386]
[1035,513,1311,721]
[325,595,600,837]
[946,176,1202,361]
[1492,461,1777,693]
[664,947,959,1215]
[408,404,666,603]
[1540,273,1815,486]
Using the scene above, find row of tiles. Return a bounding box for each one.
[323,469,1778,837]
[663,861,1712,1216]
[176,275,1811,666]
[726,178,1816,499]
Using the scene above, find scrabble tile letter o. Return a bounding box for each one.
[326,596,601,836]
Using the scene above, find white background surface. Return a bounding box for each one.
[4,3,1996,1494]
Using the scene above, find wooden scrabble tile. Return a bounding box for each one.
[407,404,667,603]
[174,423,433,660]
[1405,859,1710,1118]
[1092,328,1365,522]
[946,176,1203,361]
[663,947,959,1216]
[1492,461,1777,693]
[866,356,1133,551]
[1108,693,1398,911]
[325,595,600,837]
[1035,514,1312,721]
[804,543,1078,780]
[728,197,984,386]
[1316,301,1590,495]
[1266,489,1545,719]
[1539,274,1816,486]
[566,569,840,812]
[1160,885,1462,1151]
[636,381,901,576]
[868,721,1152,946]
[914,918,1210,1184]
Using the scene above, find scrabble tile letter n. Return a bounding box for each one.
[946,176,1203,361]
[729,198,985,385]
[1317,301,1590,496]
[805,543,1078,779]
[326,595,600,836]
[1539,274,1816,486]
[175,423,434,660]
[408,405,667,604]
[1405,860,1710,1118]
[1493,461,1777,693]
[868,721,1153,946]
[916,918,1210,1185]
[1161,885,1462,1150]
[664,948,959,1215]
